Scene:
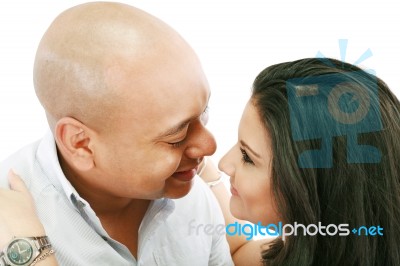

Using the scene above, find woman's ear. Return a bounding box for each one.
[54,117,95,171]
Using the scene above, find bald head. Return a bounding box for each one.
[34,2,197,132]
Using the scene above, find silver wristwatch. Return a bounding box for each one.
[0,236,51,266]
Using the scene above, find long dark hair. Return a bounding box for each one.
[251,58,400,265]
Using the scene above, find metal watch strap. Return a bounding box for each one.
[0,254,5,266]
[0,236,52,266]
[30,236,52,252]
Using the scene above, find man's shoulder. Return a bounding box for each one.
[0,139,42,189]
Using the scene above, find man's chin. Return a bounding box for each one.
[163,178,195,199]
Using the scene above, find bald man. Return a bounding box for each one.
[0,2,234,265]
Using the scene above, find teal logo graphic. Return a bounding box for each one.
[287,40,382,168]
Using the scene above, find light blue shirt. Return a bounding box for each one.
[0,132,233,266]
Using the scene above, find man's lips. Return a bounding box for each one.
[230,183,239,196]
[172,168,197,182]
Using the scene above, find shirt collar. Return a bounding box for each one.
[36,130,88,206]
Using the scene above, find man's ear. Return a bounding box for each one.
[55,117,95,171]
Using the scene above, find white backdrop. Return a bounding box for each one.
[1,0,399,163]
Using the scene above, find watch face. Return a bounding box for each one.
[6,239,33,265]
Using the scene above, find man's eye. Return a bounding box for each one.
[169,139,185,148]
[240,148,254,165]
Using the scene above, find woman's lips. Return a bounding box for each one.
[230,184,239,196]
[172,168,197,182]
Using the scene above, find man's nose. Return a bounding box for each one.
[184,123,217,159]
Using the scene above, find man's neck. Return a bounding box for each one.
[58,149,150,257]
[97,199,150,258]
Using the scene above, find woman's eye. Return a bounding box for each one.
[240,147,254,165]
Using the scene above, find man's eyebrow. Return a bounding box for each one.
[156,91,211,139]
[157,118,193,139]
[240,140,261,159]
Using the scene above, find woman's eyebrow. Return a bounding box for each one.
[240,140,261,158]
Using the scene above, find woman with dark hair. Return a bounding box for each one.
[218,58,400,265]
[1,57,399,266]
